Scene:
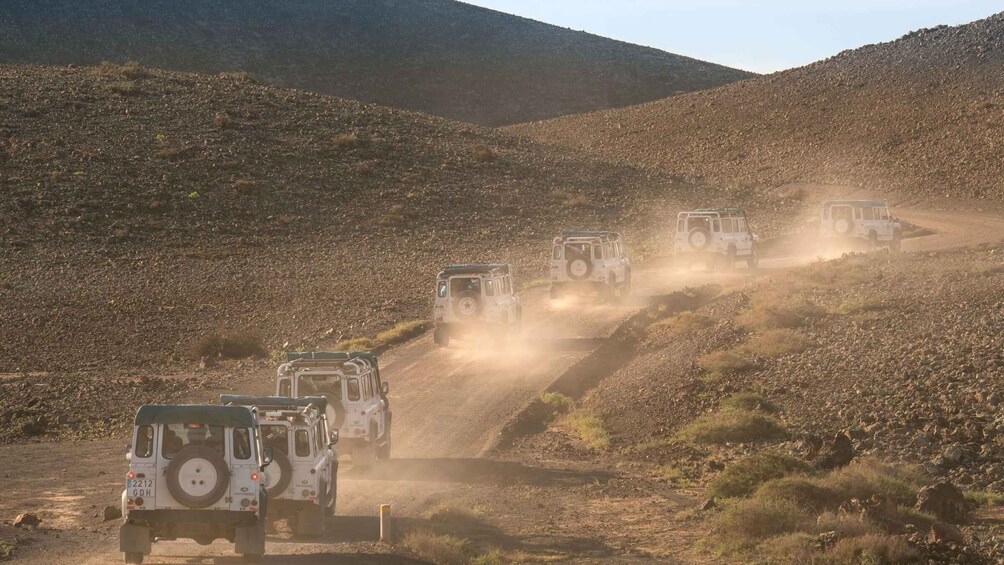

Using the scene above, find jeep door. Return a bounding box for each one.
[359,371,385,439]
[735,218,753,254]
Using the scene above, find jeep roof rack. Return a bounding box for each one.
[821,200,887,208]
[220,395,328,414]
[693,208,746,215]
[135,404,256,428]
[286,351,378,366]
[439,264,510,277]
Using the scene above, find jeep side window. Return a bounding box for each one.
[677,219,685,233]
[279,378,291,397]
[135,425,154,458]
[485,279,495,297]
[314,421,325,452]
[437,280,447,298]
[737,219,746,233]
[603,243,612,258]
[347,378,361,401]
[294,430,310,457]
[233,428,251,460]
[552,246,562,260]
[592,245,602,260]
[712,219,720,232]
[721,219,733,233]
[854,208,862,220]
[361,373,372,399]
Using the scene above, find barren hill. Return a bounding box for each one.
[0,0,753,126]
[511,12,1004,201]
[0,63,777,374]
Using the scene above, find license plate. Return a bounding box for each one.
[127,478,154,498]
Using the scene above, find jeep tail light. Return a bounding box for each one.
[310,468,316,474]
[127,471,135,480]
[250,472,259,481]
[134,497,144,506]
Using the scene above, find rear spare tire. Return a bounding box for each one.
[688,227,712,250]
[165,445,230,509]
[834,217,853,236]
[265,449,293,498]
[565,251,593,280]
[453,290,482,320]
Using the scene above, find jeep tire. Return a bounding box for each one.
[566,250,593,280]
[124,553,144,564]
[688,226,712,250]
[747,247,760,269]
[891,230,902,253]
[377,416,392,460]
[265,448,293,498]
[453,290,482,320]
[327,462,338,516]
[433,326,450,348]
[165,445,230,509]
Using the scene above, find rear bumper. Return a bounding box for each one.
[126,508,259,526]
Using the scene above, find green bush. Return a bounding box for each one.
[676,409,787,445]
[712,497,813,551]
[721,391,777,413]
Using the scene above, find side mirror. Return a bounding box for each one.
[329,429,339,445]
[381,382,389,395]
[262,446,274,466]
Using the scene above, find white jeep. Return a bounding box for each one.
[549,231,631,299]
[220,395,338,536]
[675,209,760,269]
[432,264,522,347]
[119,405,270,564]
[820,200,902,252]
[276,352,391,469]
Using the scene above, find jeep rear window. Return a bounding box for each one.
[233,428,252,460]
[135,425,154,458]
[485,279,495,297]
[298,375,342,400]
[294,430,310,457]
[688,217,711,232]
[347,378,361,401]
[565,243,589,257]
[162,423,225,459]
[261,425,288,454]
[278,378,291,397]
[450,277,480,297]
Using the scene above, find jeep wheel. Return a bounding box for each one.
[165,445,230,509]
[746,247,760,269]
[265,449,293,498]
[688,226,712,250]
[453,290,482,320]
[377,426,392,460]
[327,463,338,516]
[566,250,593,280]
[433,327,450,348]
[890,231,902,253]
[124,552,144,564]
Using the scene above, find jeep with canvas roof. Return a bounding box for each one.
[549,231,631,299]
[221,395,337,536]
[119,404,270,563]
[276,352,391,468]
[433,264,521,347]
[675,209,759,269]
[820,200,901,252]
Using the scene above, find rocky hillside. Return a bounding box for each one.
[0,0,753,126]
[511,12,1004,201]
[0,63,782,374]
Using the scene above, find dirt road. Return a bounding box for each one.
[5,207,1002,564]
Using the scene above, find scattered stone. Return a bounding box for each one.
[13,513,41,528]
[928,521,965,545]
[701,498,715,511]
[814,432,854,470]
[916,482,968,522]
[102,505,122,521]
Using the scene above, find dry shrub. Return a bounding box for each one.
[676,408,786,445]
[755,477,841,512]
[712,497,813,551]
[375,320,430,347]
[334,337,376,351]
[736,297,825,330]
[697,349,755,373]
[402,530,468,565]
[218,71,256,82]
[379,204,408,227]
[472,145,497,162]
[232,179,256,194]
[153,145,191,160]
[708,452,810,499]
[424,503,482,528]
[825,534,918,564]
[650,312,714,338]
[721,391,777,413]
[334,133,361,149]
[744,329,812,358]
[214,113,232,129]
[191,333,266,359]
[756,533,818,564]
[813,511,880,537]
[107,81,143,96]
[822,459,925,506]
[351,160,378,176]
[549,189,594,209]
[557,410,610,451]
[96,60,151,79]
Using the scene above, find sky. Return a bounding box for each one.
[463,0,1003,73]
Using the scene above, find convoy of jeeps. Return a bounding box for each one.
[119,201,903,561]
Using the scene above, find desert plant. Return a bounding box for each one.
[214,113,232,129]
[708,452,811,499]
[557,410,611,451]
[107,81,143,96]
[824,533,918,564]
[472,145,497,162]
[743,329,812,358]
[697,349,755,373]
[402,530,468,565]
[651,312,714,338]
[676,408,786,445]
[736,298,825,330]
[191,333,267,359]
[754,476,840,512]
[821,458,925,506]
[721,391,777,413]
[334,133,361,149]
[375,320,431,347]
[232,179,256,194]
[334,337,376,351]
[712,497,813,551]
